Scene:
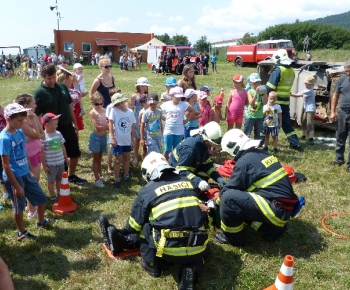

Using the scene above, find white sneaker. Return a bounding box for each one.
[94,179,105,188]
[100,176,107,182]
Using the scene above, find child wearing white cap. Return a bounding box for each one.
[129,77,151,166]
[73,63,87,116]
[160,86,195,159]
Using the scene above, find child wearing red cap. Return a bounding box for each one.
[212,95,225,124]
[41,113,70,202]
[226,75,248,130]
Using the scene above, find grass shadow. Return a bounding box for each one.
[242,219,326,259]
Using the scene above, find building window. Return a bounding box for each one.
[119,44,128,53]
[64,42,74,52]
[82,43,91,52]
[135,44,142,47]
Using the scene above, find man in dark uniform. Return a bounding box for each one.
[215,129,298,246]
[266,49,301,151]
[98,152,210,290]
[168,121,227,191]
[330,60,350,170]
[202,51,209,74]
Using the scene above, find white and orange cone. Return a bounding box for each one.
[220,87,224,98]
[264,255,294,290]
[52,172,78,214]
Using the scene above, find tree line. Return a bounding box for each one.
[156,20,350,55]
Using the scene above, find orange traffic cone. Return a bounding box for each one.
[220,87,224,98]
[52,172,78,214]
[264,255,294,290]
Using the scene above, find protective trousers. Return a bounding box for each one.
[140,223,210,278]
[220,189,290,242]
[280,104,300,147]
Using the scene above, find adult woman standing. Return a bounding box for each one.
[89,55,116,108]
[177,64,197,92]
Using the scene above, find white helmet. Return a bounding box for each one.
[272,49,294,65]
[141,152,175,182]
[190,121,222,145]
[221,129,261,157]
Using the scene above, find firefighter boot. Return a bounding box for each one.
[215,231,246,247]
[107,226,125,256]
[141,258,161,278]
[178,266,195,290]
[260,224,288,242]
[98,216,110,249]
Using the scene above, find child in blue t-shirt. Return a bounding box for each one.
[0,103,54,241]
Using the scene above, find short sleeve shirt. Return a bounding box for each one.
[335,75,350,109]
[301,88,316,112]
[108,107,136,145]
[263,104,282,127]
[0,129,29,178]
[41,131,65,166]
[161,101,189,135]
[142,108,162,137]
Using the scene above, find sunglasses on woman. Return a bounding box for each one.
[103,65,112,69]
[94,102,104,106]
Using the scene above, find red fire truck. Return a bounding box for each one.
[226,39,295,67]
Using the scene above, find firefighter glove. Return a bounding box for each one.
[217,177,227,188]
[198,180,210,191]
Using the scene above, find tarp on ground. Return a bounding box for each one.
[130,37,165,53]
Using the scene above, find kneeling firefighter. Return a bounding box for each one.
[169,121,226,191]
[99,152,210,290]
[215,129,301,246]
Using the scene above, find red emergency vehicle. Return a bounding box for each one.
[226,39,295,67]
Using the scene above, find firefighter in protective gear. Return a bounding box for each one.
[169,121,226,191]
[265,49,302,151]
[98,152,210,290]
[215,129,298,246]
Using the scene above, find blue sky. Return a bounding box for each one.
[1,0,348,55]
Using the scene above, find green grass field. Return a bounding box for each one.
[1,55,350,290]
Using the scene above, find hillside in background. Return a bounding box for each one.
[306,10,350,30]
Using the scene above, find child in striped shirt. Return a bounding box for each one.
[41,113,70,201]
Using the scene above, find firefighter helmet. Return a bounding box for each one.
[272,49,294,65]
[221,129,261,157]
[141,152,175,182]
[190,121,222,145]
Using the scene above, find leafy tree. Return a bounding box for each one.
[194,36,211,53]
[242,33,257,44]
[257,22,350,51]
[49,43,55,53]
[155,33,172,44]
[172,34,190,45]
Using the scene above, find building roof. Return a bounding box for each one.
[210,38,242,45]
[95,38,121,46]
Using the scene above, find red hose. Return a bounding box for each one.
[321,212,350,239]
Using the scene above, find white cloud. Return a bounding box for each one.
[169,15,184,22]
[94,18,130,31]
[194,0,349,42]
[149,25,176,35]
[147,11,162,18]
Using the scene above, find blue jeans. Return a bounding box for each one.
[243,118,263,140]
[280,104,300,147]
